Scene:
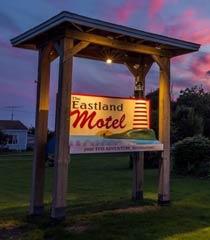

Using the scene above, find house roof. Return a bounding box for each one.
[0,120,28,130]
[11,11,200,60]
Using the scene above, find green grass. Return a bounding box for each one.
[1,152,210,239]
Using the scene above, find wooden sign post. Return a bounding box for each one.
[126,57,153,201]
[29,44,51,215]
[11,11,200,220]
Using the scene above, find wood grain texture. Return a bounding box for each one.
[155,56,171,203]
[51,37,74,219]
[29,44,51,215]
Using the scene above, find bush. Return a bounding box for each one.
[144,151,161,169]
[172,135,210,177]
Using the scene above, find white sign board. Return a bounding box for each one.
[69,94,163,154]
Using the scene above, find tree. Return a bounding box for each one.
[28,126,35,135]
[173,85,210,140]
[147,85,210,142]
[176,85,207,116]
[0,130,7,151]
[146,89,159,136]
[146,88,176,138]
[171,105,203,142]
[146,89,159,111]
[172,135,210,177]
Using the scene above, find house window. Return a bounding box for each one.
[12,135,18,144]
[7,135,18,144]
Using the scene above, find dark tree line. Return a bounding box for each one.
[172,85,210,142]
[0,131,8,151]
[146,85,210,143]
[147,85,210,177]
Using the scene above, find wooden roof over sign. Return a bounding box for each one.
[11,11,200,63]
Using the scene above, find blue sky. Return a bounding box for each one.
[0,0,210,129]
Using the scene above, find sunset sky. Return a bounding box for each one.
[1,0,210,129]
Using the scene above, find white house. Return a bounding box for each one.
[0,120,28,150]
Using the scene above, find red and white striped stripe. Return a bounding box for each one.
[133,100,149,129]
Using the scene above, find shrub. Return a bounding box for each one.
[172,135,210,177]
[144,151,161,169]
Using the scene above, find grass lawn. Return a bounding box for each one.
[1,152,210,239]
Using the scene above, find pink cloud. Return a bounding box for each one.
[170,52,210,94]
[147,7,210,93]
[112,0,142,24]
[169,9,210,87]
[162,9,210,45]
[190,54,210,78]
[148,0,165,17]
[147,8,210,46]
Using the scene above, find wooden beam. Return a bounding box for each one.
[125,62,138,77]
[132,67,144,201]
[51,37,73,219]
[76,51,141,65]
[71,22,83,32]
[53,41,63,56]
[156,56,170,204]
[18,44,38,50]
[129,57,153,201]
[126,57,154,80]
[49,49,59,62]
[72,41,90,55]
[142,59,154,79]
[53,39,89,60]
[67,30,171,57]
[115,34,125,39]
[132,152,144,200]
[29,43,51,215]
[86,27,96,33]
[152,55,166,71]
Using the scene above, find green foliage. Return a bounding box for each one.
[173,85,210,141]
[146,90,159,138]
[0,131,6,144]
[177,85,206,111]
[0,131,8,152]
[27,127,35,135]
[172,105,203,142]
[146,89,159,111]
[203,118,210,138]
[23,229,44,240]
[144,151,161,168]
[150,110,158,137]
[172,135,210,177]
[0,130,3,139]
[146,86,210,143]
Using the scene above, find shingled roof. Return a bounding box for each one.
[0,120,28,130]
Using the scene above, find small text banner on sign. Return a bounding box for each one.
[70,93,150,136]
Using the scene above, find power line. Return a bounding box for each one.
[3,106,23,120]
[0,107,56,118]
